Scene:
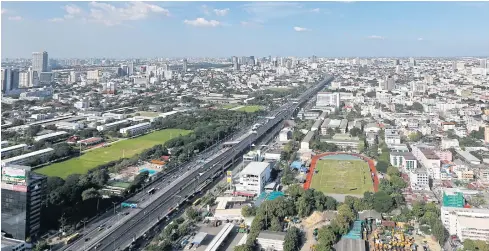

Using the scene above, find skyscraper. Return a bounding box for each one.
[480,59,487,69]
[1,164,47,241]
[128,62,134,76]
[182,59,188,72]
[1,68,19,93]
[32,51,49,77]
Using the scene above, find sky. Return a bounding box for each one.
[1,1,489,58]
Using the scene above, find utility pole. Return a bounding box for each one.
[112,202,117,215]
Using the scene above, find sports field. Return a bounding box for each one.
[35,129,191,179]
[236,105,262,112]
[310,159,374,195]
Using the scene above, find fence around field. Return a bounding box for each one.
[304,152,379,192]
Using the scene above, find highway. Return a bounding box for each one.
[66,75,334,251]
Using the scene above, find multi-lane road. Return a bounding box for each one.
[65,75,334,251]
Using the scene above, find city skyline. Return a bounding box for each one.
[2,1,489,58]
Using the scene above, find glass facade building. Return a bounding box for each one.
[1,164,46,241]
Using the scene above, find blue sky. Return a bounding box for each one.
[1,1,489,58]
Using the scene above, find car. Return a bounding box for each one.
[124,212,130,216]
[85,238,90,242]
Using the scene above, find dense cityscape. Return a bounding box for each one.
[2,2,489,251]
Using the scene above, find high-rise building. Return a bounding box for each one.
[249,56,255,66]
[383,76,395,91]
[128,62,134,76]
[409,57,416,67]
[86,70,100,81]
[394,59,400,66]
[69,71,80,83]
[32,51,49,77]
[182,59,188,72]
[480,59,487,69]
[19,71,30,88]
[29,69,39,87]
[311,55,317,63]
[1,164,47,241]
[1,69,20,92]
[232,56,239,71]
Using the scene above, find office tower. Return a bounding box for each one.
[409,57,416,67]
[384,76,395,91]
[69,71,79,83]
[29,69,39,87]
[2,68,20,92]
[249,56,255,66]
[1,164,47,241]
[128,62,134,76]
[394,59,400,66]
[240,56,248,65]
[182,59,188,72]
[272,58,278,67]
[1,68,9,93]
[32,51,49,77]
[480,59,487,69]
[312,55,317,64]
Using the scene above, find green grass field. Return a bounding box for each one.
[35,129,192,178]
[236,105,262,112]
[310,159,373,195]
[222,104,240,109]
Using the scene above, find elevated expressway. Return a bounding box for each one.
[78,75,334,251]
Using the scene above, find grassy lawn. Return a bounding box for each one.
[310,159,374,195]
[235,105,262,112]
[35,129,192,179]
[222,104,240,109]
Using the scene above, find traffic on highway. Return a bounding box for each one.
[64,75,334,251]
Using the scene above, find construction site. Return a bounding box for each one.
[294,210,441,251]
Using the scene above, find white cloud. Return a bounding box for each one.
[87,2,170,26]
[417,37,424,41]
[310,8,320,13]
[63,4,83,19]
[52,2,170,26]
[1,8,8,14]
[184,18,220,27]
[294,26,311,32]
[214,8,229,16]
[8,16,22,21]
[367,35,385,40]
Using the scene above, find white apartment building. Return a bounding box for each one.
[412,145,441,179]
[316,92,340,108]
[389,152,417,171]
[33,131,68,142]
[96,119,130,132]
[119,122,151,136]
[384,128,401,145]
[0,144,28,158]
[441,207,489,242]
[55,122,84,130]
[1,148,54,166]
[409,168,430,191]
[86,70,100,81]
[279,128,291,142]
[235,161,271,195]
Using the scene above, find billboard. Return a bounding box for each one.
[1,166,27,186]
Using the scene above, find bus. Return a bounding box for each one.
[148,188,156,194]
[65,233,81,245]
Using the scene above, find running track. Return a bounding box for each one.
[304,152,379,192]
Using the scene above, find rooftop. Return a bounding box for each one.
[241,161,270,176]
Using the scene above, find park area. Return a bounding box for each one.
[35,128,191,178]
[234,105,262,112]
[310,158,374,195]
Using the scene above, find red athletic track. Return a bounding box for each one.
[303,152,379,192]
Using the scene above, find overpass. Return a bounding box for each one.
[73,75,334,251]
